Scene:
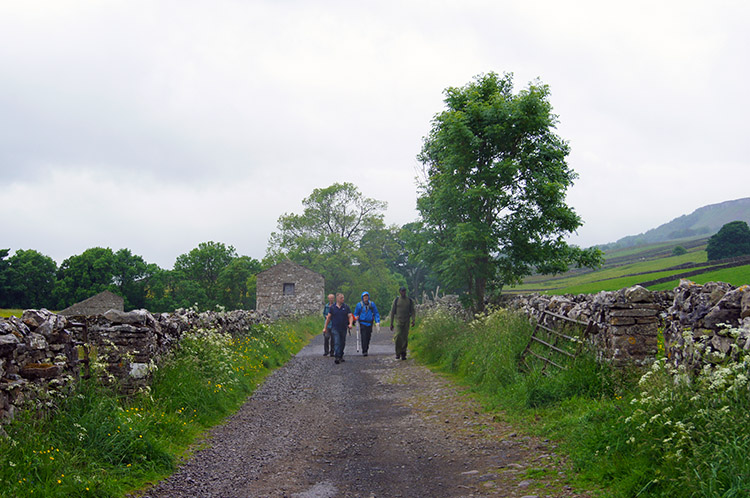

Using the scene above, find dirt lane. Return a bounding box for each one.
[135,327,591,498]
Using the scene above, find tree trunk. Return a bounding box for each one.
[474,276,486,313]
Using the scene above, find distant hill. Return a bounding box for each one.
[599,197,750,250]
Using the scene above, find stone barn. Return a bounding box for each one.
[256,260,324,318]
[59,290,125,316]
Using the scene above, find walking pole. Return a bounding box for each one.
[356,321,361,352]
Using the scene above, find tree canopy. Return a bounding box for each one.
[267,183,404,305]
[417,72,602,310]
[706,221,750,261]
[1,249,57,309]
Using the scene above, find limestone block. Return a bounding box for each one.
[608,323,658,336]
[610,316,636,326]
[25,333,48,350]
[625,285,653,303]
[0,334,20,353]
[703,307,740,330]
[610,308,659,318]
[717,287,747,310]
[710,335,733,355]
[741,287,750,319]
[129,362,150,379]
[103,309,151,326]
[9,316,30,337]
[19,363,62,380]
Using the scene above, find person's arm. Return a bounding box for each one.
[390,298,396,331]
[348,312,354,328]
[323,313,331,333]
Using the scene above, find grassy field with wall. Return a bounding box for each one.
[506,239,750,295]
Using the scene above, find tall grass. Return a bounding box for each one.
[0,315,316,497]
[410,307,750,497]
[410,306,616,412]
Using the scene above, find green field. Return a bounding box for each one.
[506,238,750,295]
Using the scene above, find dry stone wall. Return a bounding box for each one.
[508,280,750,369]
[509,286,672,367]
[664,280,750,370]
[0,308,269,426]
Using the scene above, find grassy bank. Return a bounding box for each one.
[410,306,750,497]
[0,309,23,318]
[0,315,317,497]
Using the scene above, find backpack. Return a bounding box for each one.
[392,295,414,314]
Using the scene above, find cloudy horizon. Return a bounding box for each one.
[2,0,748,269]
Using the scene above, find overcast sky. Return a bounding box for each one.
[2,0,748,269]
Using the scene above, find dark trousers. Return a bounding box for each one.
[332,327,347,359]
[324,329,333,355]
[359,323,373,353]
[394,321,410,357]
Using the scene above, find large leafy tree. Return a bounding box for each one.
[112,248,158,310]
[174,241,238,308]
[54,247,117,309]
[268,182,387,256]
[706,221,750,261]
[218,256,262,310]
[417,72,602,311]
[394,222,441,299]
[143,268,212,312]
[267,183,400,304]
[5,249,58,309]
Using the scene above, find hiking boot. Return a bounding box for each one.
[363,352,368,357]
[401,353,407,360]
[334,358,340,364]
[340,357,345,362]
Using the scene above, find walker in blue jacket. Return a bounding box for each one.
[354,291,380,356]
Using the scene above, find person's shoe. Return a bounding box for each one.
[401,354,407,360]
[363,352,368,357]
[396,354,401,359]
[340,357,345,362]
[334,358,340,364]
[323,352,329,356]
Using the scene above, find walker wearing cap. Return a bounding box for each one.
[354,291,380,356]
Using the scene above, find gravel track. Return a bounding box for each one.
[133,328,591,498]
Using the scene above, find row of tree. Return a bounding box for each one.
[3,71,611,313]
[0,243,261,312]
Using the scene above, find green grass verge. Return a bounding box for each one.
[0,309,23,318]
[410,307,750,497]
[0,315,317,497]
[647,265,750,291]
[509,251,708,293]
